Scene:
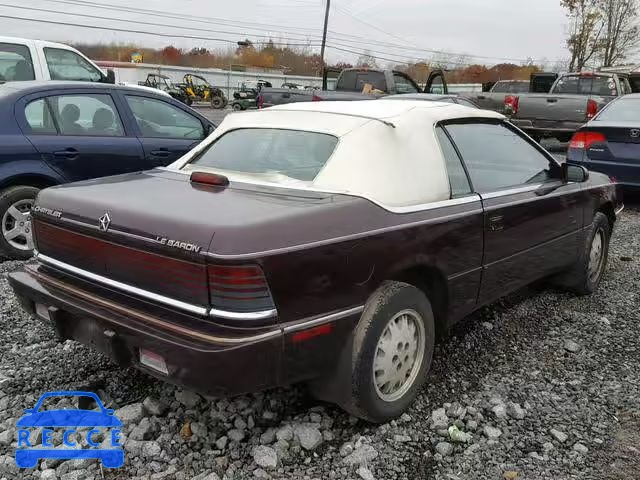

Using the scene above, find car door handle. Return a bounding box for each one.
[546,98,558,103]
[150,149,170,157]
[477,95,486,100]
[53,148,79,159]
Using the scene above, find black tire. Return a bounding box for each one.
[342,281,435,423]
[0,185,40,260]
[558,212,611,295]
[211,96,225,109]
[232,103,243,111]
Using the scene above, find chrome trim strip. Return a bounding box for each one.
[209,307,277,321]
[480,183,544,200]
[385,194,480,214]
[37,253,209,316]
[283,306,365,333]
[615,204,624,216]
[26,265,281,345]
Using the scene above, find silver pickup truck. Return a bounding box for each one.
[466,80,529,113]
[508,72,632,142]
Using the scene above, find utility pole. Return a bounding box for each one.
[320,0,330,89]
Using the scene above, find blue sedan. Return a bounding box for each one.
[567,93,640,191]
[0,81,215,259]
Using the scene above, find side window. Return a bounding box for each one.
[0,43,35,82]
[445,122,555,193]
[392,73,419,94]
[48,94,124,137]
[125,96,205,140]
[24,99,57,134]
[491,82,509,93]
[43,48,102,82]
[435,127,472,198]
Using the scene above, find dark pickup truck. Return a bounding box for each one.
[259,68,447,107]
[507,72,636,142]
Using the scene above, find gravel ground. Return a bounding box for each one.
[0,199,638,480]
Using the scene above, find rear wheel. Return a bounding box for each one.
[341,281,435,423]
[232,103,243,111]
[211,95,225,109]
[555,212,611,295]
[0,186,39,260]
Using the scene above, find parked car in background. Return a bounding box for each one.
[383,93,480,108]
[140,74,189,104]
[0,81,214,259]
[259,68,448,107]
[507,72,633,142]
[465,80,529,112]
[9,100,621,423]
[567,93,640,190]
[0,36,115,84]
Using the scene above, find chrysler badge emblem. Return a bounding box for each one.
[631,129,640,138]
[98,213,111,232]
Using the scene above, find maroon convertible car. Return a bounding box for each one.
[10,100,622,422]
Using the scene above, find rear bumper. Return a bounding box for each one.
[9,264,361,397]
[9,266,283,397]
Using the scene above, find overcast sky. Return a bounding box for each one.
[3,0,571,67]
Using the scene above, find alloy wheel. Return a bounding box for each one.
[372,309,426,402]
[1,199,34,251]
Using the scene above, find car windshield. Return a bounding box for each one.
[186,128,338,184]
[594,98,640,122]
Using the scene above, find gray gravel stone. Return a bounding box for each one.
[227,429,245,442]
[573,442,589,454]
[483,426,503,439]
[431,408,449,430]
[550,428,568,443]
[175,390,201,408]
[507,402,526,420]
[41,470,58,480]
[357,466,375,480]
[215,435,228,450]
[294,424,323,451]
[343,445,378,465]
[253,445,278,468]
[564,339,581,353]
[0,429,11,446]
[435,442,454,456]
[141,440,162,458]
[143,396,168,416]
[116,403,146,424]
[275,424,293,442]
[491,404,507,420]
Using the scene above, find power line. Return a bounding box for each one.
[1,3,319,45]
[0,13,322,47]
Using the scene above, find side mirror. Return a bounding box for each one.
[563,163,590,183]
[105,69,116,84]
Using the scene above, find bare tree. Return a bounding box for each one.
[599,0,639,66]
[562,0,604,70]
[356,51,378,68]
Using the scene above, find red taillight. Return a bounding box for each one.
[207,264,275,313]
[190,171,229,187]
[569,131,606,149]
[257,94,264,108]
[505,95,519,115]
[311,95,323,102]
[586,99,598,119]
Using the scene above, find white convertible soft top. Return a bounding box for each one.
[174,100,505,210]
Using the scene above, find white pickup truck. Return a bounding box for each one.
[0,36,167,97]
[0,36,116,84]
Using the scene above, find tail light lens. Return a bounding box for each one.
[505,95,519,115]
[586,99,598,119]
[311,95,323,102]
[207,264,275,313]
[257,94,264,109]
[569,131,606,149]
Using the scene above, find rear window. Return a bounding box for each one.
[188,128,338,183]
[553,75,617,96]
[595,98,640,122]
[0,43,35,82]
[337,71,386,92]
